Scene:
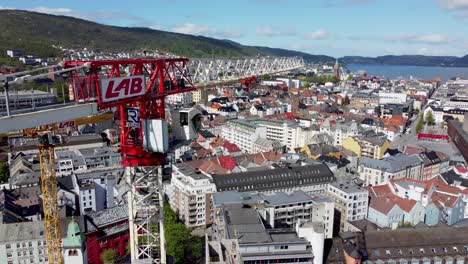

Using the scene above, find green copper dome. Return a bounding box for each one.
[63,219,84,248]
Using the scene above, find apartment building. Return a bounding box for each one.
[221,119,267,153]
[326,181,369,233]
[252,119,314,152]
[212,163,336,195]
[209,203,315,264]
[342,133,391,160]
[166,92,193,105]
[0,218,85,264]
[320,119,360,146]
[212,190,335,238]
[168,164,216,227]
[359,154,423,186]
[327,227,468,264]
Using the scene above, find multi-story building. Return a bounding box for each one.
[326,227,468,264]
[368,184,425,228]
[252,119,314,152]
[448,118,468,162]
[212,190,335,238]
[191,89,202,103]
[418,151,449,180]
[326,181,369,233]
[378,92,408,105]
[168,164,216,227]
[221,120,267,153]
[358,154,423,186]
[0,218,86,264]
[166,92,193,105]
[350,92,379,109]
[252,137,283,153]
[73,168,122,214]
[319,120,360,146]
[84,205,129,264]
[342,133,391,160]
[212,163,336,195]
[209,203,315,264]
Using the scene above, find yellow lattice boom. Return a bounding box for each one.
[39,144,63,264]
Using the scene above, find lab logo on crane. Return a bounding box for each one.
[101,75,145,103]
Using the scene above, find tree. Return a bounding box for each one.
[163,202,203,264]
[425,111,435,125]
[0,161,9,183]
[100,249,119,264]
[455,117,460,121]
[416,113,424,133]
[263,74,271,80]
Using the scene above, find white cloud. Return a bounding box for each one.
[304,29,330,40]
[436,0,468,18]
[255,25,295,37]
[30,6,76,16]
[172,23,242,38]
[437,0,468,10]
[386,33,453,44]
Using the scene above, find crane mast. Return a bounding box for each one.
[0,56,304,264]
[38,141,62,264]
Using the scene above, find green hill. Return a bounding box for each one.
[0,9,334,63]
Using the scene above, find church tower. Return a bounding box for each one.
[333,58,340,79]
[63,219,87,264]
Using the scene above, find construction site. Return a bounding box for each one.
[0,57,304,264]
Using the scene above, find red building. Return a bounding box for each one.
[448,119,468,162]
[84,205,129,264]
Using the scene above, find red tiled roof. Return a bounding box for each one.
[381,115,405,128]
[199,160,227,174]
[278,83,288,89]
[196,149,212,159]
[218,155,237,171]
[431,192,459,208]
[223,141,241,153]
[369,184,418,213]
[403,145,426,155]
[455,165,468,174]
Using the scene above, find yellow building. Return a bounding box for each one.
[300,143,341,160]
[342,136,391,160]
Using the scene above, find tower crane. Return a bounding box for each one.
[0,56,304,263]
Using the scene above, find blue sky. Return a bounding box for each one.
[1,0,468,57]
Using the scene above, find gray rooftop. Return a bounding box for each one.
[360,154,422,173]
[213,163,335,192]
[0,216,85,242]
[330,181,368,194]
[222,204,308,245]
[85,205,128,232]
[213,190,316,207]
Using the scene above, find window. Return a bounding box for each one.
[409,249,413,255]
[453,246,458,252]
[386,249,391,256]
[432,248,436,253]
[6,244,10,249]
[397,249,402,255]
[7,252,12,257]
[420,248,425,254]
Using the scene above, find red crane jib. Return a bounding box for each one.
[63,58,196,166]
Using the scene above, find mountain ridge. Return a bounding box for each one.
[0,10,467,67]
[0,9,334,63]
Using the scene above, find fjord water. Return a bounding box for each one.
[347,64,468,82]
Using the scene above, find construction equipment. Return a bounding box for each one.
[38,134,61,264]
[0,56,304,264]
